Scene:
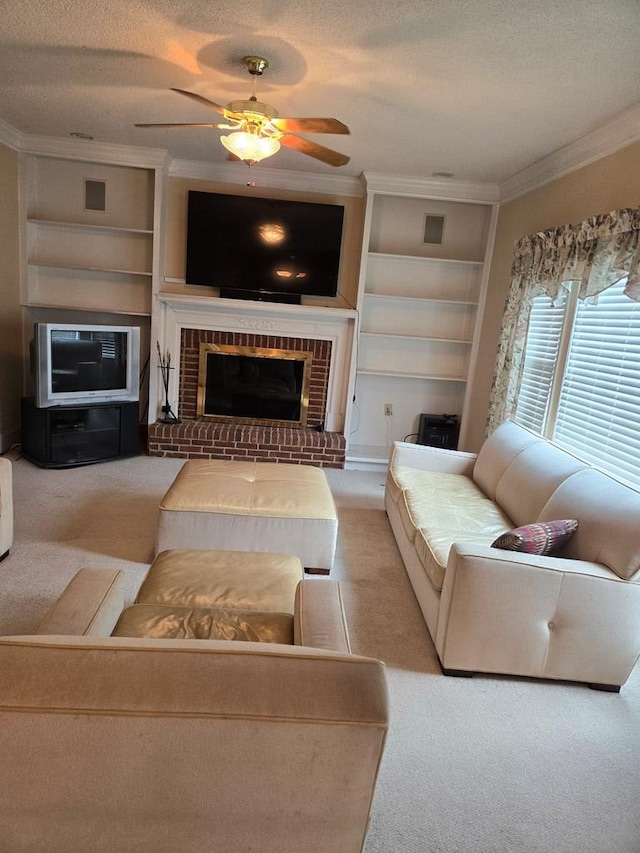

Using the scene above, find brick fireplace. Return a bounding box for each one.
[148,295,357,468]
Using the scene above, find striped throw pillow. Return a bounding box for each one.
[491,519,578,556]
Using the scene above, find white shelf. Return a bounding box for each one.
[27,218,153,236]
[361,296,477,341]
[363,252,483,302]
[363,292,478,307]
[359,331,472,344]
[24,265,153,315]
[27,260,152,277]
[368,251,483,267]
[356,367,467,381]
[21,299,151,317]
[29,261,152,278]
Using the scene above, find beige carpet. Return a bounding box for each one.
[2,451,639,852]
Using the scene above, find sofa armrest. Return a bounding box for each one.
[389,441,477,476]
[36,568,125,637]
[436,543,640,686]
[294,579,351,653]
[0,457,13,558]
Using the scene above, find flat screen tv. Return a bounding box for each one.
[185,190,345,302]
[32,323,141,408]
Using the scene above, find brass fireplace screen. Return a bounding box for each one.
[197,343,313,427]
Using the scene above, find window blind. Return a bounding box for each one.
[553,279,640,488]
[515,291,567,433]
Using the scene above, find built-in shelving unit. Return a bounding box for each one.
[346,174,498,464]
[19,145,169,424]
[21,156,160,316]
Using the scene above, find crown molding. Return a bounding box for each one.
[499,102,640,203]
[3,98,638,203]
[0,118,170,168]
[169,158,363,197]
[18,134,170,169]
[361,172,500,203]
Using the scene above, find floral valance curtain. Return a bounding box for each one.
[487,207,640,433]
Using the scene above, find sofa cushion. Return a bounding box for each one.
[113,604,294,643]
[539,468,640,580]
[472,421,543,501]
[491,519,579,555]
[397,470,513,590]
[386,466,407,505]
[493,442,587,526]
[396,470,483,542]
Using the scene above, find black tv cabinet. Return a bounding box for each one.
[21,398,139,469]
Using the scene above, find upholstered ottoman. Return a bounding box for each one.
[156,460,338,573]
[113,548,305,643]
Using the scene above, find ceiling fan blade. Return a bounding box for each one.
[170,88,242,120]
[280,134,350,167]
[134,122,225,129]
[271,117,350,135]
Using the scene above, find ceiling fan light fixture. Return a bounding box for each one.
[136,54,349,168]
[221,130,281,165]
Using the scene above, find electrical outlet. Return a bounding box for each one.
[384,403,393,416]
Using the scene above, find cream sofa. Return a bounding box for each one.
[386,420,640,691]
[0,457,13,560]
[0,565,388,853]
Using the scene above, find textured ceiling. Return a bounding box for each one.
[1,0,639,183]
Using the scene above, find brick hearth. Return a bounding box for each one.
[148,327,346,467]
[148,421,345,468]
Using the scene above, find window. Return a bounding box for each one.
[514,288,567,433]
[515,277,640,488]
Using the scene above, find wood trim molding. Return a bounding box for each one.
[168,157,363,197]
[19,134,170,168]
[2,98,638,202]
[361,172,500,203]
[499,102,640,203]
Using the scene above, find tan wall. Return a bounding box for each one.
[465,141,640,452]
[0,143,22,452]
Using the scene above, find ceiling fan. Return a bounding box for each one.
[135,55,350,168]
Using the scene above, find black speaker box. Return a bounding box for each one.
[417,413,459,450]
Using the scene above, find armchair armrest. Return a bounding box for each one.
[36,568,125,637]
[294,579,351,653]
[388,441,477,476]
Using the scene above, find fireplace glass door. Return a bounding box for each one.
[197,344,313,427]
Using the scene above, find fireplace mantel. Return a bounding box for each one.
[156,294,357,433]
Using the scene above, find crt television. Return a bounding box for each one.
[32,323,141,408]
[185,190,345,300]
